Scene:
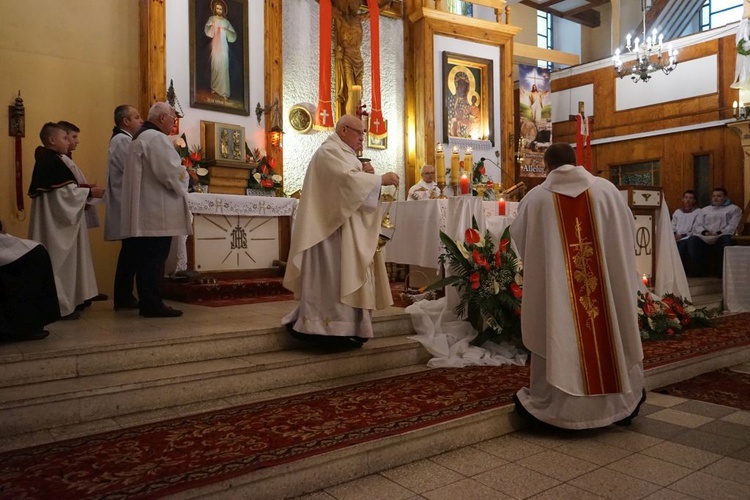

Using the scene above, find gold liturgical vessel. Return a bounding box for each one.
[378,186,396,251]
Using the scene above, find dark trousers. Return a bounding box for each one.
[0,245,61,335]
[685,234,736,277]
[113,238,138,305]
[129,236,172,314]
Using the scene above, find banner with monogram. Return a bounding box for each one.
[518,64,551,178]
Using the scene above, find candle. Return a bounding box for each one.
[464,147,473,175]
[460,172,470,195]
[436,145,446,184]
[734,100,739,118]
[348,85,362,116]
[641,274,649,287]
[498,197,506,215]
[450,146,460,186]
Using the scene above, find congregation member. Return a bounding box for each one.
[672,189,702,277]
[686,187,742,277]
[283,114,400,348]
[120,102,191,318]
[511,143,645,430]
[0,220,59,342]
[105,104,144,310]
[28,122,105,319]
[407,164,440,200]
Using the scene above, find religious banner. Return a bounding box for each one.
[366,0,387,140]
[518,64,551,178]
[315,0,335,130]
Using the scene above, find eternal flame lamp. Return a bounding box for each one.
[255,96,284,148]
[612,0,677,83]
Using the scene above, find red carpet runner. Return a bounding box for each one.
[1,313,749,499]
[656,368,750,411]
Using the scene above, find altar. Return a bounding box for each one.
[172,193,298,275]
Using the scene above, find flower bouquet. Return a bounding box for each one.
[637,291,718,340]
[247,147,283,194]
[425,218,524,348]
[174,134,209,192]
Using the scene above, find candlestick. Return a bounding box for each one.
[436,144,446,184]
[498,197,506,215]
[450,146,460,187]
[459,172,470,195]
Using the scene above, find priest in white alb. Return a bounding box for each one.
[407,164,440,200]
[511,143,645,430]
[283,114,400,348]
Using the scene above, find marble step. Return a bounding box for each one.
[687,277,723,297]
[0,312,415,389]
[0,335,431,441]
[691,292,723,310]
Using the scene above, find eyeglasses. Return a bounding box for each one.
[345,125,365,137]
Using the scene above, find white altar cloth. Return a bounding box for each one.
[724,246,750,312]
[383,198,518,268]
[187,193,298,216]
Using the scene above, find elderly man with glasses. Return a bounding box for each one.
[283,114,400,349]
[119,102,192,318]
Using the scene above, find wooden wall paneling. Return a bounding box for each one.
[500,38,514,182]
[265,0,283,177]
[139,0,166,116]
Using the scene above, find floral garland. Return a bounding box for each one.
[638,291,718,341]
[426,219,523,348]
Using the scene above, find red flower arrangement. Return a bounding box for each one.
[247,148,283,192]
[175,134,209,192]
[637,291,717,340]
[425,219,524,348]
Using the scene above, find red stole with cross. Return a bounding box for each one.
[554,190,622,395]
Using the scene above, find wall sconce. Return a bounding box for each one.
[255,97,284,148]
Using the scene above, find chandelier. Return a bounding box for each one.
[612,1,678,83]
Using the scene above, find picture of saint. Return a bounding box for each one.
[442,52,494,145]
[446,67,481,139]
[190,0,249,115]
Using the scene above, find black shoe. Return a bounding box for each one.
[615,389,647,426]
[91,293,108,302]
[0,330,50,342]
[60,311,81,321]
[114,300,139,311]
[140,306,183,318]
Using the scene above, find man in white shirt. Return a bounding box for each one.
[407,164,440,200]
[671,190,702,276]
[105,105,144,310]
[120,102,192,318]
[686,187,742,277]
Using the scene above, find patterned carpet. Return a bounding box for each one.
[656,368,750,411]
[0,313,748,499]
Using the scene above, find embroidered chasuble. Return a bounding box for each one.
[554,191,621,395]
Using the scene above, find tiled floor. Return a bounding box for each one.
[294,388,750,500]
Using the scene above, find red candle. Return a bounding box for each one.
[459,173,470,195]
[498,198,506,215]
[641,274,649,287]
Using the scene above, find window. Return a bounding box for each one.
[537,10,553,70]
[700,0,742,31]
[447,0,473,16]
[610,161,661,187]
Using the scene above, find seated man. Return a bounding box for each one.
[0,220,60,342]
[672,189,702,276]
[686,187,742,277]
[407,164,440,200]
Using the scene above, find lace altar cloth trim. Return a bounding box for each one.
[187,193,298,217]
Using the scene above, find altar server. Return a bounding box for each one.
[28,122,104,318]
[120,102,191,318]
[407,164,440,200]
[105,105,144,310]
[511,143,645,430]
[283,114,399,348]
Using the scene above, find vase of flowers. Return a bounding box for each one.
[247,147,283,196]
[425,218,524,348]
[174,134,209,192]
[638,291,717,340]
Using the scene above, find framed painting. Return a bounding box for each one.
[367,120,387,150]
[189,0,250,116]
[442,51,494,145]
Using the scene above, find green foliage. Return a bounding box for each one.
[638,291,719,341]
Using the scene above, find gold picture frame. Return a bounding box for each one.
[442,51,494,145]
[189,0,250,116]
[367,120,387,150]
